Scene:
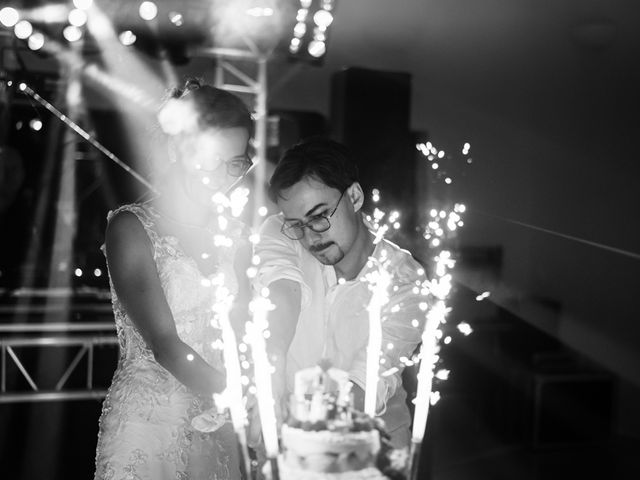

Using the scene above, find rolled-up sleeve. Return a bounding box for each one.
[254,215,312,309]
[348,259,427,414]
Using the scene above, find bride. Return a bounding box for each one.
[94,79,253,480]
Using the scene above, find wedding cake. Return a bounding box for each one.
[274,362,393,480]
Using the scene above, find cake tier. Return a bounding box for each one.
[280,463,388,480]
[281,425,380,473]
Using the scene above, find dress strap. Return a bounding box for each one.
[105,204,162,259]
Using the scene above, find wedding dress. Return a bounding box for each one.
[94,204,243,480]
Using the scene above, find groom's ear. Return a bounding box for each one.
[347,182,365,213]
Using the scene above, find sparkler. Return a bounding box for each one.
[247,290,280,480]
[213,281,252,480]
[363,258,391,417]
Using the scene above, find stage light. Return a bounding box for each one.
[307,39,326,57]
[169,11,183,26]
[68,8,88,27]
[74,268,83,277]
[287,0,337,64]
[139,2,158,21]
[27,32,45,51]
[73,0,93,10]
[118,30,137,46]
[0,7,20,27]
[14,20,33,39]
[313,9,333,28]
[29,118,43,131]
[63,25,83,42]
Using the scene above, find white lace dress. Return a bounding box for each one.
[94,204,244,480]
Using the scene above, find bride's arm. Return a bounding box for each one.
[105,211,225,395]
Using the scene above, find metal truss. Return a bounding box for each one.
[0,321,117,403]
[193,46,270,228]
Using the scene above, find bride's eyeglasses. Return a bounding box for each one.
[196,154,254,178]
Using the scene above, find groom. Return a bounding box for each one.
[253,136,427,448]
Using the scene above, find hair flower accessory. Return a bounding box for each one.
[157,98,199,135]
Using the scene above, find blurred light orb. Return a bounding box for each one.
[119,30,137,46]
[296,8,308,22]
[0,7,19,28]
[169,11,183,26]
[139,1,158,21]
[247,7,274,17]
[29,118,43,131]
[68,8,88,27]
[14,20,33,40]
[293,21,306,37]
[444,177,452,184]
[307,40,326,58]
[73,0,93,10]
[74,268,83,277]
[63,25,83,42]
[94,268,102,277]
[258,206,268,217]
[313,9,333,28]
[27,32,45,51]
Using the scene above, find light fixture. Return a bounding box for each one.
[0,7,19,28]
[287,0,337,64]
[139,1,158,22]
[27,32,45,51]
[63,25,83,42]
[14,20,33,40]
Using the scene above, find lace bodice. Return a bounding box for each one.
[94,203,245,480]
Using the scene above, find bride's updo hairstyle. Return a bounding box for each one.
[167,78,254,137]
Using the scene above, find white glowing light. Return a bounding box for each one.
[247,7,274,17]
[457,322,473,336]
[14,21,33,40]
[63,25,83,42]
[169,11,183,26]
[29,119,43,131]
[313,9,333,28]
[186,353,194,361]
[27,32,45,51]
[289,40,300,53]
[308,40,326,58]
[74,268,83,277]
[139,1,158,21]
[437,150,445,159]
[94,268,102,277]
[411,319,420,328]
[445,177,452,184]
[444,336,452,344]
[201,176,210,185]
[73,0,93,10]
[293,21,306,37]
[296,8,308,22]
[69,8,88,27]
[0,7,19,28]
[118,30,137,46]
[475,291,491,301]
[431,163,439,170]
[258,206,268,217]
[435,369,450,380]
